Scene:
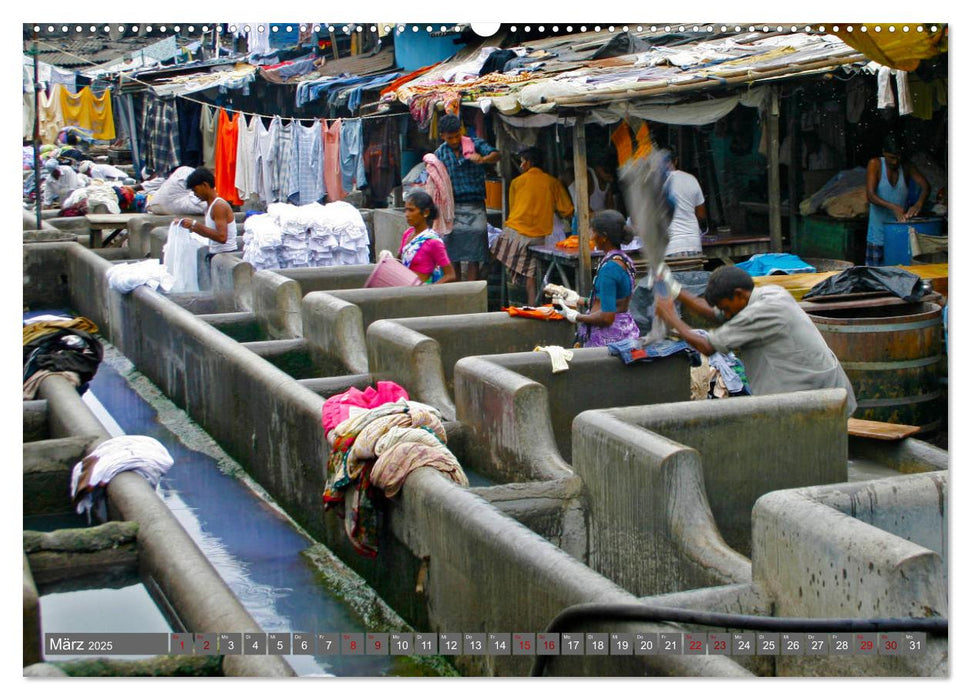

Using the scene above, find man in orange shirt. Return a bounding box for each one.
[493,147,574,303]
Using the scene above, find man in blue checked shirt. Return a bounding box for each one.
[434,114,500,281]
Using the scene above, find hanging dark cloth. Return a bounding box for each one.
[363,117,401,205]
[591,32,652,59]
[479,49,518,76]
[140,95,181,176]
[177,98,203,167]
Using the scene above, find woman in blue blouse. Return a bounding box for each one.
[554,209,640,347]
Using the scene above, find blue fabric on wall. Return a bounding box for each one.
[736,253,816,276]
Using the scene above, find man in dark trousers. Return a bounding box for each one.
[654,265,857,418]
[434,114,500,281]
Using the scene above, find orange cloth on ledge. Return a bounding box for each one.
[555,236,596,251]
[502,304,565,321]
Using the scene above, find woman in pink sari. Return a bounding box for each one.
[399,190,456,284]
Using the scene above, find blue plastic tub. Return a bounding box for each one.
[882,217,944,265]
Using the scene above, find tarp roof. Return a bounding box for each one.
[833,24,946,71]
[382,28,870,120]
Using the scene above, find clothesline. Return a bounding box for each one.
[173,91,405,123]
[30,38,406,125]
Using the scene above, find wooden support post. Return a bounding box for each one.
[573,114,592,298]
[787,91,800,253]
[31,35,42,230]
[329,29,341,60]
[767,86,783,253]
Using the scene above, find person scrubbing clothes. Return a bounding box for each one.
[653,265,857,418]
[548,210,640,347]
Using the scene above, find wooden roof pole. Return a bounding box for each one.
[573,113,592,298]
[767,86,783,253]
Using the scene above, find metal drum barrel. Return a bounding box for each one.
[807,301,944,432]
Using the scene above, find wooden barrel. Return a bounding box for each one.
[807,301,944,432]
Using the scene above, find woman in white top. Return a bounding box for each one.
[663,147,708,258]
[178,167,238,254]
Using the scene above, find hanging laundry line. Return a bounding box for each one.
[31,38,409,126]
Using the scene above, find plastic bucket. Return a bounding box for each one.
[883,217,944,265]
[364,256,423,288]
[807,301,944,432]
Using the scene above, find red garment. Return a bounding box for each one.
[322,119,346,203]
[321,381,410,436]
[380,62,443,97]
[215,109,243,206]
[421,153,454,235]
[460,136,476,159]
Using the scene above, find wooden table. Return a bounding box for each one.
[85,213,140,248]
[529,244,605,304]
[702,235,772,265]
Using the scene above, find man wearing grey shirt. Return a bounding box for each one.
[654,265,857,418]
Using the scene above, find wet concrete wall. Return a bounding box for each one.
[125,214,181,258]
[23,554,41,666]
[572,407,751,597]
[300,283,488,376]
[23,243,72,309]
[372,208,408,259]
[601,390,849,557]
[751,472,948,676]
[251,270,304,339]
[454,349,690,479]
[278,264,376,294]
[367,312,576,419]
[390,469,752,677]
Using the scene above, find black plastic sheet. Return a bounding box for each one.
[802,266,927,302]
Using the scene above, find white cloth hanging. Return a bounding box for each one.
[163,221,207,292]
[895,69,913,116]
[877,66,896,109]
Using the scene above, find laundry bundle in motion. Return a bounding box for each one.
[23,316,103,400]
[243,200,371,271]
[70,435,174,522]
[321,383,468,557]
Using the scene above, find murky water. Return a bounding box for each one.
[68,353,401,676]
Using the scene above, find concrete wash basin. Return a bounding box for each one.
[21,239,948,677]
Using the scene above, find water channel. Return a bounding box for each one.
[34,337,448,676]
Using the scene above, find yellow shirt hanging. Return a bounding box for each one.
[59,86,115,141]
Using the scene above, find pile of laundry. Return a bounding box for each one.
[106,259,175,294]
[321,381,468,557]
[799,167,868,218]
[70,435,174,522]
[689,330,751,400]
[23,315,103,400]
[243,200,371,271]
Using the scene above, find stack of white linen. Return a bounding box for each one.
[242,213,284,270]
[242,201,371,271]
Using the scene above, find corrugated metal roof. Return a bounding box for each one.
[28,32,193,70]
[317,44,396,77]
